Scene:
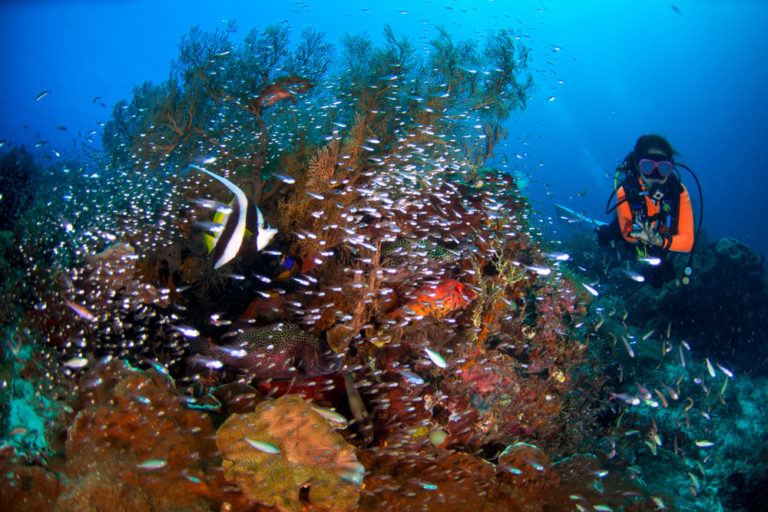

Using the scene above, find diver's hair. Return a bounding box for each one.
[632,134,678,163]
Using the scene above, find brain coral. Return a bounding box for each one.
[216,395,363,512]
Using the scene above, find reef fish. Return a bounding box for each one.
[63,299,96,322]
[256,76,313,109]
[388,278,477,322]
[189,165,277,269]
[191,323,340,380]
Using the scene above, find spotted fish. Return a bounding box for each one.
[191,323,340,380]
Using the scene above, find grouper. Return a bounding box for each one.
[190,323,340,380]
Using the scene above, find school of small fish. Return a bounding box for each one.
[0,11,753,512]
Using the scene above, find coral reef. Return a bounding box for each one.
[9,16,768,512]
[552,225,768,510]
[55,359,217,512]
[359,441,663,512]
[360,449,510,511]
[619,235,768,376]
[191,322,340,379]
[216,395,363,512]
[0,459,61,512]
[0,323,67,462]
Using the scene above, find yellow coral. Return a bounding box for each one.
[216,395,363,512]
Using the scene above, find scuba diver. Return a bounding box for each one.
[597,134,703,287]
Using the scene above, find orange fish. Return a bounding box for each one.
[256,76,313,109]
[258,84,293,108]
[64,299,96,322]
[388,279,477,322]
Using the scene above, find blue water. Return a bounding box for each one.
[3,0,766,257]
[2,0,766,256]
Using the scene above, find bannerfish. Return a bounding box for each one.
[388,278,477,322]
[188,165,277,269]
[190,323,340,380]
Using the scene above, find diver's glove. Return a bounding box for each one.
[630,220,664,247]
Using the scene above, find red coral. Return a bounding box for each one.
[458,363,503,395]
[0,458,60,512]
[359,450,512,512]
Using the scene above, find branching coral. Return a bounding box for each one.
[104,22,326,213]
[216,395,363,512]
[6,13,746,511]
[306,138,340,193]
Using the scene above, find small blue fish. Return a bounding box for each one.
[310,404,348,425]
[543,251,570,261]
[525,265,552,276]
[137,459,167,470]
[397,369,425,385]
[716,363,734,378]
[582,283,599,296]
[622,269,645,282]
[245,437,280,454]
[424,347,447,368]
[273,173,296,185]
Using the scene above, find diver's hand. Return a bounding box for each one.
[630,221,663,247]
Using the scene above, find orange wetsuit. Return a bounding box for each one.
[616,179,694,253]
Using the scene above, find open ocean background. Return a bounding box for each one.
[2,0,767,258]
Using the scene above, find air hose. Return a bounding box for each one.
[673,162,704,285]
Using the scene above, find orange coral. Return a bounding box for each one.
[306,138,340,193]
[58,360,217,512]
[216,395,363,512]
[496,442,560,510]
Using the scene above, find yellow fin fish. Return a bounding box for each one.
[189,165,277,269]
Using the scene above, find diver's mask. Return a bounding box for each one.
[638,158,674,179]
